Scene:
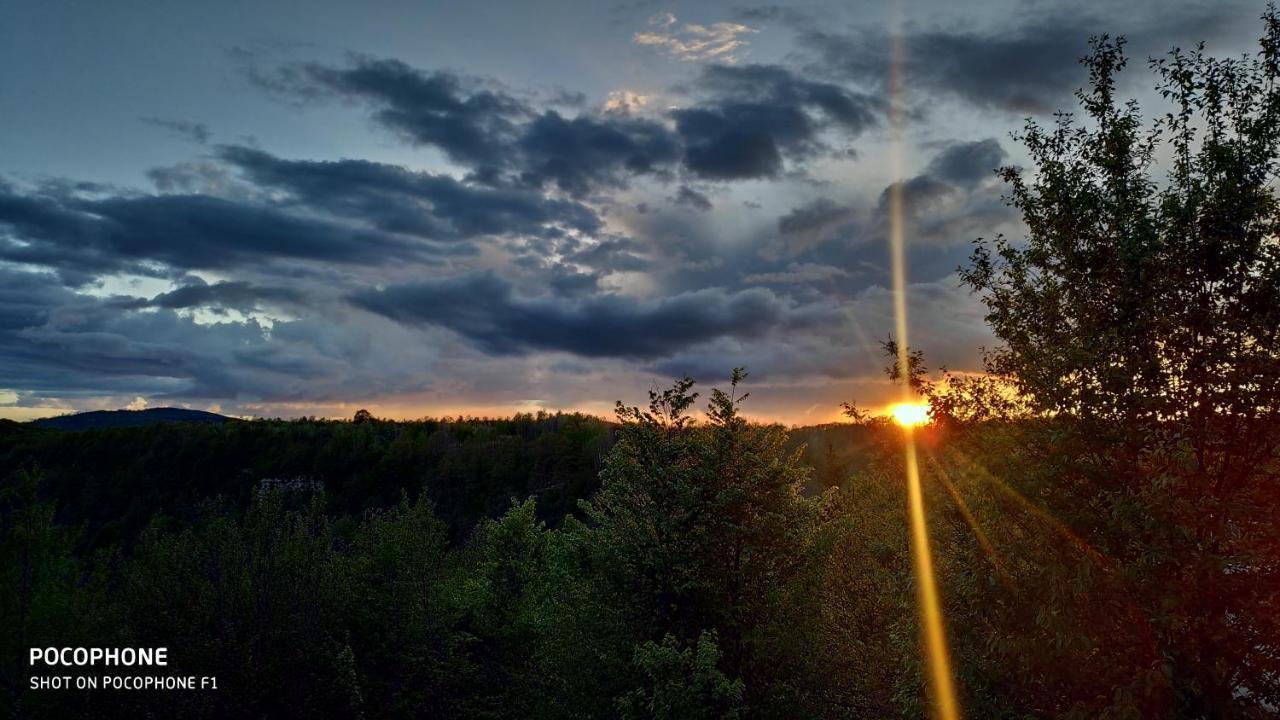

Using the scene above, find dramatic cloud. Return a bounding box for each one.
[696,64,880,132]
[806,25,1083,113]
[650,275,992,384]
[926,138,1007,183]
[777,198,858,254]
[9,0,1246,420]
[0,267,436,406]
[219,145,602,237]
[255,57,684,196]
[633,13,759,63]
[351,271,827,359]
[255,58,528,169]
[675,64,880,179]
[0,183,432,282]
[140,279,306,312]
[673,186,713,211]
[873,139,1013,245]
[254,56,880,189]
[565,236,651,273]
[1,139,612,290]
[803,5,1240,114]
[514,112,681,196]
[673,107,787,179]
[743,262,850,285]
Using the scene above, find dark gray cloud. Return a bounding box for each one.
[673,185,713,211]
[351,271,826,359]
[219,145,601,238]
[257,58,528,170]
[0,267,436,405]
[514,111,681,196]
[696,64,879,132]
[861,139,1012,253]
[926,138,1006,183]
[877,139,1007,216]
[674,64,880,179]
[804,5,1240,114]
[0,268,248,396]
[143,279,306,312]
[779,197,857,237]
[0,184,433,282]
[883,175,953,217]
[566,236,651,273]
[673,106,790,179]
[254,56,881,189]
[731,5,811,25]
[806,23,1085,113]
[772,198,858,257]
[649,275,991,385]
[256,57,683,196]
[546,268,602,297]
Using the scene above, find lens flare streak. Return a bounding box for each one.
[903,440,961,720]
[887,1,961,716]
[927,453,1016,590]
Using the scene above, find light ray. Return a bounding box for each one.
[938,448,1165,699]
[886,2,961,716]
[925,452,1015,591]
[902,436,961,720]
[944,449,1104,564]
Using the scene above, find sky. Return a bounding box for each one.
[0,0,1266,423]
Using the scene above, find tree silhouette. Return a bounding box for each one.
[960,10,1280,713]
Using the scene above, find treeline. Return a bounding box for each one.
[0,412,874,554]
[0,412,615,550]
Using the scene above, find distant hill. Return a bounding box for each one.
[30,407,231,431]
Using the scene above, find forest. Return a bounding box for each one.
[4,12,1280,720]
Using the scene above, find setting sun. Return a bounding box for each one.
[890,402,931,427]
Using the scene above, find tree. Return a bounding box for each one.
[958,11,1280,714]
[584,370,831,716]
[617,632,744,720]
[0,470,85,718]
[112,493,360,719]
[962,20,1280,436]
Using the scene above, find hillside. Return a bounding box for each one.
[30,407,230,430]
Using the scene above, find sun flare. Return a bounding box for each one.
[890,402,930,428]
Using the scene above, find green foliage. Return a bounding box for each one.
[109,493,356,719]
[0,470,87,717]
[880,338,929,393]
[617,632,744,720]
[0,412,613,549]
[962,18,1280,431]
[585,371,832,717]
[339,494,469,717]
[952,10,1280,715]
